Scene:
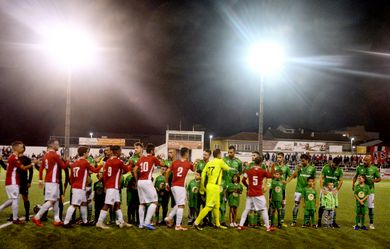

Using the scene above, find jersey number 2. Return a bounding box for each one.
[177,167,183,177]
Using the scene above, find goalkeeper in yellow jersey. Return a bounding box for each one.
[193,149,232,230]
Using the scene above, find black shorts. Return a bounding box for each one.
[19,184,29,196]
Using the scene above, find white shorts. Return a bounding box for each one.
[245,195,267,211]
[45,183,60,201]
[86,187,93,202]
[171,186,186,206]
[105,188,120,205]
[138,180,158,204]
[6,185,19,199]
[368,193,375,209]
[71,188,87,206]
[294,192,302,203]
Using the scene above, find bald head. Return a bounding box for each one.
[363,155,372,167]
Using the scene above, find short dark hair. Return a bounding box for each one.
[111,145,121,156]
[228,146,236,151]
[213,149,221,158]
[146,143,155,153]
[180,147,189,157]
[300,154,310,161]
[134,142,144,148]
[77,146,89,157]
[275,169,283,174]
[47,138,59,146]
[307,177,314,181]
[252,151,260,156]
[204,149,211,155]
[11,141,23,150]
[254,156,264,165]
[277,152,284,157]
[333,157,342,165]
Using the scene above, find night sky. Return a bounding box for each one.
[0,0,390,145]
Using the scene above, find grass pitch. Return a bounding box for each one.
[0,171,389,249]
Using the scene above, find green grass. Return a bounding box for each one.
[0,171,390,249]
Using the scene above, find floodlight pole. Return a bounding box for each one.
[258,75,264,156]
[64,67,72,159]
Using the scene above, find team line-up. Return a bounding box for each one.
[0,139,381,231]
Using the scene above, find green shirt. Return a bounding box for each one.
[223,156,243,185]
[355,165,380,193]
[246,161,267,171]
[227,182,243,207]
[270,179,284,202]
[196,160,207,174]
[354,184,370,206]
[321,189,338,210]
[187,179,200,197]
[154,175,167,191]
[165,159,174,185]
[129,154,140,165]
[274,163,291,190]
[295,164,316,193]
[321,164,343,188]
[303,187,317,210]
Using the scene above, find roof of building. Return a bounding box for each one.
[214,129,350,142]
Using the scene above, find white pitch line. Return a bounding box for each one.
[0,201,70,229]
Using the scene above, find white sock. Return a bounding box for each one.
[168,205,178,219]
[53,201,60,222]
[239,208,250,226]
[145,203,157,225]
[11,199,18,221]
[176,207,184,226]
[262,209,270,228]
[80,206,88,224]
[35,201,52,219]
[0,199,12,211]
[138,205,145,227]
[97,210,108,225]
[64,205,76,225]
[116,209,124,224]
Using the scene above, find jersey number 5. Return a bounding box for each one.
[253,176,258,186]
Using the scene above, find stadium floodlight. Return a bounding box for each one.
[247,41,285,75]
[41,23,98,68]
[351,137,355,155]
[246,41,285,155]
[209,135,213,150]
[89,132,93,138]
[40,22,98,159]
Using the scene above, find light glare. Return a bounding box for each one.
[41,24,97,68]
[247,42,285,75]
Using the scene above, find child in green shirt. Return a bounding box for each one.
[302,177,317,227]
[154,165,169,225]
[187,173,201,225]
[227,174,243,227]
[354,175,370,230]
[321,181,338,228]
[270,170,284,228]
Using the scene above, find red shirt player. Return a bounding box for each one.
[132,143,162,230]
[96,146,132,229]
[164,147,193,230]
[71,158,102,190]
[39,150,67,184]
[103,156,130,190]
[32,139,68,227]
[1,141,33,224]
[238,157,275,231]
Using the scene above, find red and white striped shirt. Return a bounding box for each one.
[136,154,161,181]
[39,150,67,183]
[5,154,22,186]
[70,158,102,190]
[103,157,130,189]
